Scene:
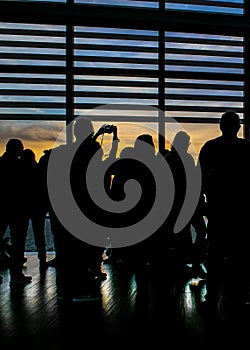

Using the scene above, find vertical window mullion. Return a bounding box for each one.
[158,0,165,154]
[66,0,74,143]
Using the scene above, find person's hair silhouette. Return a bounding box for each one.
[5,139,23,157]
[73,117,95,142]
[171,130,191,153]
[219,110,241,137]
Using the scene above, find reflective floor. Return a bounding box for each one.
[0,254,249,350]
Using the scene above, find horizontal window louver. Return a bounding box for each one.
[0,23,66,120]
[166,0,244,15]
[2,0,242,13]
[0,0,247,132]
[74,27,159,122]
[75,0,159,9]
[0,0,159,9]
[1,0,67,2]
[165,32,244,123]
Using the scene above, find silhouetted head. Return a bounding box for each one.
[20,149,36,163]
[135,134,154,147]
[171,131,190,154]
[220,111,240,137]
[134,134,155,157]
[6,138,24,157]
[73,117,94,142]
[119,146,134,159]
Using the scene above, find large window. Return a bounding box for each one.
[0,0,248,156]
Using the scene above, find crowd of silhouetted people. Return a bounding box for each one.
[0,138,49,284]
[0,110,250,313]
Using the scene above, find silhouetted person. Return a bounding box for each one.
[48,117,119,301]
[107,134,158,298]
[190,194,207,278]
[158,131,207,277]
[198,111,250,313]
[105,146,137,264]
[110,146,135,201]
[0,138,32,284]
[37,149,56,268]
[0,139,23,240]
[130,134,159,292]
[19,149,48,273]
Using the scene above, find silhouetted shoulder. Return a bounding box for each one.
[199,136,250,160]
[200,136,222,149]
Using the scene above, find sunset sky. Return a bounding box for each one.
[1,118,242,163]
[0,0,244,163]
